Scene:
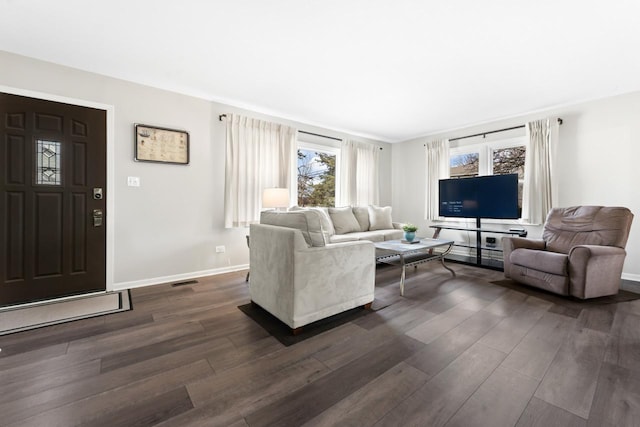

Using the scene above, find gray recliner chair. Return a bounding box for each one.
[503,206,634,299]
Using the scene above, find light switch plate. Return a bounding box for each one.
[127,176,140,187]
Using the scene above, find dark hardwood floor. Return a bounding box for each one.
[1,263,640,426]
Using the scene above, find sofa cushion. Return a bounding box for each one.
[328,230,402,243]
[329,234,359,243]
[510,248,568,276]
[380,229,404,241]
[260,210,326,247]
[329,231,387,243]
[368,205,393,231]
[329,206,361,235]
[352,207,370,232]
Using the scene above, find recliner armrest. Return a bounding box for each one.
[568,244,626,258]
[502,237,546,278]
[568,245,627,299]
[504,237,546,251]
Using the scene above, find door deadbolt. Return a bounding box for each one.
[93,188,103,200]
[93,209,103,227]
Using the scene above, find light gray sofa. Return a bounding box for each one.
[290,205,404,243]
[249,209,376,332]
[503,206,634,299]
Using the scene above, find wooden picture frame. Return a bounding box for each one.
[134,124,189,165]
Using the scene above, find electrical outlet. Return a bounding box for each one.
[215,245,226,253]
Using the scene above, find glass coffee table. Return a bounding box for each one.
[374,238,456,296]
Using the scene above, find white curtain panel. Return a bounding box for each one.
[224,114,297,228]
[338,140,380,206]
[338,140,356,206]
[522,118,553,224]
[424,139,450,220]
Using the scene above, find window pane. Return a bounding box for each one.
[493,146,526,179]
[297,149,335,207]
[450,153,479,178]
[35,140,62,185]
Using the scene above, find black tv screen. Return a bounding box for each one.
[439,174,519,219]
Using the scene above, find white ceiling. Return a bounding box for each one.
[2,0,640,142]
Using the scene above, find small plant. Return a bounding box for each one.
[402,223,418,232]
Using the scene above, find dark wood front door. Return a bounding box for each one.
[0,93,107,306]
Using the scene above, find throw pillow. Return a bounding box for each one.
[368,205,393,230]
[352,206,370,232]
[288,205,334,240]
[328,206,361,235]
[310,207,335,236]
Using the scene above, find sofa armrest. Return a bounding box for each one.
[249,224,302,317]
[295,240,375,290]
[568,245,627,299]
[293,240,375,326]
[249,223,375,328]
[502,237,546,278]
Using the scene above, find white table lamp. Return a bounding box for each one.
[262,188,289,210]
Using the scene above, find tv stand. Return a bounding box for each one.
[430,218,527,270]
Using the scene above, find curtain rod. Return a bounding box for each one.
[220,114,383,149]
[448,118,563,143]
[298,130,342,142]
[449,125,524,142]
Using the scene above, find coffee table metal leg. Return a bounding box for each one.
[440,243,456,277]
[441,258,456,277]
[400,254,406,296]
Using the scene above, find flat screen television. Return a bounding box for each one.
[438,174,519,219]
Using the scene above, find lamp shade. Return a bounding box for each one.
[262,188,289,209]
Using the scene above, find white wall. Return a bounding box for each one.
[7,48,636,283]
[0,51,391,289]
[392,91,640,280]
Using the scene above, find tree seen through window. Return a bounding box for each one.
[297,149,335,207]
[492,146,526,178]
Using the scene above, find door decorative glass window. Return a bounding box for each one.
[35,140,62,185]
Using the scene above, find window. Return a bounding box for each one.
[297,144,338,207]
[449,136,527,217]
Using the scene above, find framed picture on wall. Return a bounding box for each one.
[134,124,190,165]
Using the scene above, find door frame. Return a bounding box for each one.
[0,85,115,292]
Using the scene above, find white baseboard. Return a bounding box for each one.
[622,272,640,283]
[112,264,249,291]
[111,261,639,292]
